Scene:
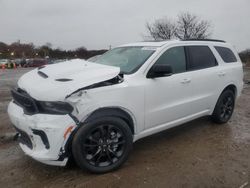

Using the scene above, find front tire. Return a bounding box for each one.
[72,117,133,173]
[211,90,235,124]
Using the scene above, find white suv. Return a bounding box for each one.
[8,39,243,173]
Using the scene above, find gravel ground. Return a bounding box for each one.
[0,67,249,188]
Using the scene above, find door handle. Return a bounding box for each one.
[181,78,191,84]
[218,71,226,77]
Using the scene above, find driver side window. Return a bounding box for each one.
[155,46,186,74]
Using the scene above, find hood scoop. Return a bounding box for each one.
[55,78,73,82]
[38,71,48,78]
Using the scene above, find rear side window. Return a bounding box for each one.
[154,46,186,73]
[215,46,237,63]
[186,46,217,71]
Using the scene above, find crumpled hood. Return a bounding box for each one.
[18,59,120,101]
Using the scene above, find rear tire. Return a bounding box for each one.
[211,90,235,124]
[72,117,133,173]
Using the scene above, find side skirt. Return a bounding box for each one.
[133,110,210,142]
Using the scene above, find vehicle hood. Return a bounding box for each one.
[18,59,120,101]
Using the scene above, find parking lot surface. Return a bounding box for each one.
[0,68,249,188]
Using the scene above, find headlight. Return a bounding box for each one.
[37,101,73,115]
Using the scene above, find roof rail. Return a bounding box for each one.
[142,39,167,42]
[181,39,226,43]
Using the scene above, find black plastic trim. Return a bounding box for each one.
[85,107,134,134]
[32,129,50,149]
[13,126,33,149]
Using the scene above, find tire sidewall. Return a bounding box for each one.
[212,90,235,123]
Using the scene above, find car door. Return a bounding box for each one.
[184,45,222,113]
[144,46,196,129]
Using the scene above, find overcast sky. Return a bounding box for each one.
[0,0,249,51]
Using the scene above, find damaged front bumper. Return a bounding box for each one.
[7,101,76,166]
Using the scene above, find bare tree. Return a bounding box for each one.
[45,42,52,49]
[175,12,211,39]
[145,12,212,40]
[39,43,53,58]
[146,18,176,40]
[239,49,250,63]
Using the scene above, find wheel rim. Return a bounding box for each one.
[82,124,125,167]
[220,95,234,120]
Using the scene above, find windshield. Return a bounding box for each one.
[95,46,156,74]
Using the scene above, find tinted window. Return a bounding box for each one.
[154,46,186,73]
[187,46,217,70]
[215,46,237,63]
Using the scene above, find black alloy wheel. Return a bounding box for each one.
[72,117,132,173]
[212,90,235,124]
[219,95,234,121]
[83,124,126,167]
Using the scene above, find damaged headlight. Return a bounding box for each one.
[37,101,73,115]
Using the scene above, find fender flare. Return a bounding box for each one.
[83,107,135,134]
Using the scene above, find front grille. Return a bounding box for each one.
[14,126,33,149]
[11,88,38,115]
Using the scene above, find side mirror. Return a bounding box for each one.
[147,64,173,78]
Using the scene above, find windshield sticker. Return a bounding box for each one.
[141,47,157,51]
